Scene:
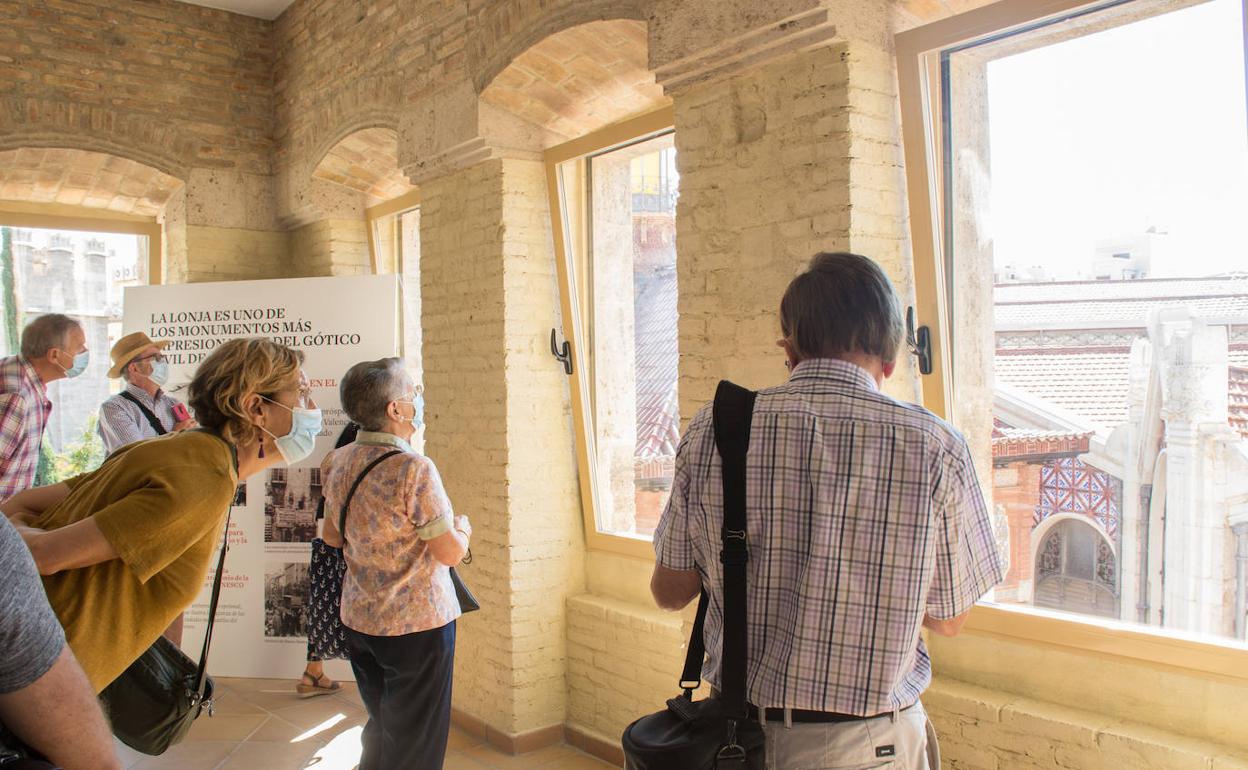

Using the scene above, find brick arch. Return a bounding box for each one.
[306,110,402,180]
[478,16,667,140]
[0,99,193,182]
[0,147,184,217]
[471,0,647,94]
[311,125,414,206]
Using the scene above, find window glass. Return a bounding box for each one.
[558,131,679,539]
[943,0,1248,639]
[399,208,422,383]
[0,226,149,482]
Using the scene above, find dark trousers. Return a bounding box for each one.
[346,621,456,770]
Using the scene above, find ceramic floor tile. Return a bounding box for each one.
[448,726,484,750]
[216,739,323,769]
[271,698,367,731]
[443,749,498,770]
[463,743,579,769]
[113,738,146,769]
[184,713,268,742]
[130,740,235,769]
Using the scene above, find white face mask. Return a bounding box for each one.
[148,359,170,387]
[259,396,323,465]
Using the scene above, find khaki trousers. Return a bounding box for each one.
[762,701,940,770]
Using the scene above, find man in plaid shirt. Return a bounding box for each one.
[0,314,88,502]
[652,253,1003,769]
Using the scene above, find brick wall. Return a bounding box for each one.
[421,157,583,738]
[288,219,369,277]
[673,41,919,422]
[0,0,273,177]
[926,679,1248,770]
[421,160,512,730]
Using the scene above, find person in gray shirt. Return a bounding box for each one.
[0,516,120,770]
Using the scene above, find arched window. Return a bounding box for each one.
[1034,518,1119,618]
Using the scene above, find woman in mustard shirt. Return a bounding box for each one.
[3,337,321,693]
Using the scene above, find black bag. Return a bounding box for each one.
[306,537,350,659]
[98,511,230,756]
[451,563,480,614]
[623,381,765,769]
[0,725,59,769]
[307,450,403,659]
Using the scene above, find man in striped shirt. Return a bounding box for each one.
[652,252,1004,769]
[0,314,88,502]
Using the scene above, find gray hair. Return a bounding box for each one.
[20,314,81,360]
[340,357,409,431]
[779,252,904,363]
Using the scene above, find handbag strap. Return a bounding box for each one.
[337,450,403,540]
[676,382,757,714]
[120,391,168,436]
[194,508,231,699]
[712,380,758,718]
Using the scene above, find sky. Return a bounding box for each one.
[973,0,1248,280]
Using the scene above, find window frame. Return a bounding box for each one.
[544,106,677,560]
[365,190,422,364]
[897,0,1248,681]
[0,200,163,285]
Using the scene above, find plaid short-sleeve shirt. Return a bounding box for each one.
[654,359,1003,716]
[0,356,52,500]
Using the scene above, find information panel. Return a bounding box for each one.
[122,274,400,680]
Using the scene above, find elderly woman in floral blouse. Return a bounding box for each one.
[320,357,470,770]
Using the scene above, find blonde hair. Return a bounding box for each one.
[188,338,305,446]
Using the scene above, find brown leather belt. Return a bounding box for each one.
[749,702,915,724]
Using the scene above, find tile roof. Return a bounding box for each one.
[995,350,1132,432]
[991,422,1093,461]
[634,268,679,460]
[995,295,1248,330]
[994,276,1248,304]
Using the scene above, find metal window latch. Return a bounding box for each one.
[550,329,573,375]
[906,307,933,375]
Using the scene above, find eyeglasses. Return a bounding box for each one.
[134,353,167,364]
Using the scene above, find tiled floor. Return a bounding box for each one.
[113,677,618,770]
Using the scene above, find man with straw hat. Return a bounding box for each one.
[97,332,196,456]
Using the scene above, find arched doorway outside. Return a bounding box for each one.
[1033,516,1121,618]
[0,147,183,483]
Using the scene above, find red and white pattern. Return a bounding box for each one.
[1034,457,1120,539]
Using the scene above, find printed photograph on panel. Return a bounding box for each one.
[263,467,322,543]
[264,561,309,639]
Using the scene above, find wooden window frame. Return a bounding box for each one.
[897,0,1248,682]
[544,106,676,560]
[0,201,163,285]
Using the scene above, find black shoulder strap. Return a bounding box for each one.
[194,509,231,699]
[337,450,403,540]
[676,381,757,714]
[119,391,168,436]
[712,380,757,717]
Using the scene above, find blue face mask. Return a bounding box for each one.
[58,349,89,379]
[260,397,323,465]
[394,393,425,428]
[148,359,170,387]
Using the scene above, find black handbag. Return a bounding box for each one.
[622,381,765,769]
[0,725,59,769]
[98,510,231,756]
[308,449,403,659]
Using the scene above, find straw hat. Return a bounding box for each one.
[107,332,170,379]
